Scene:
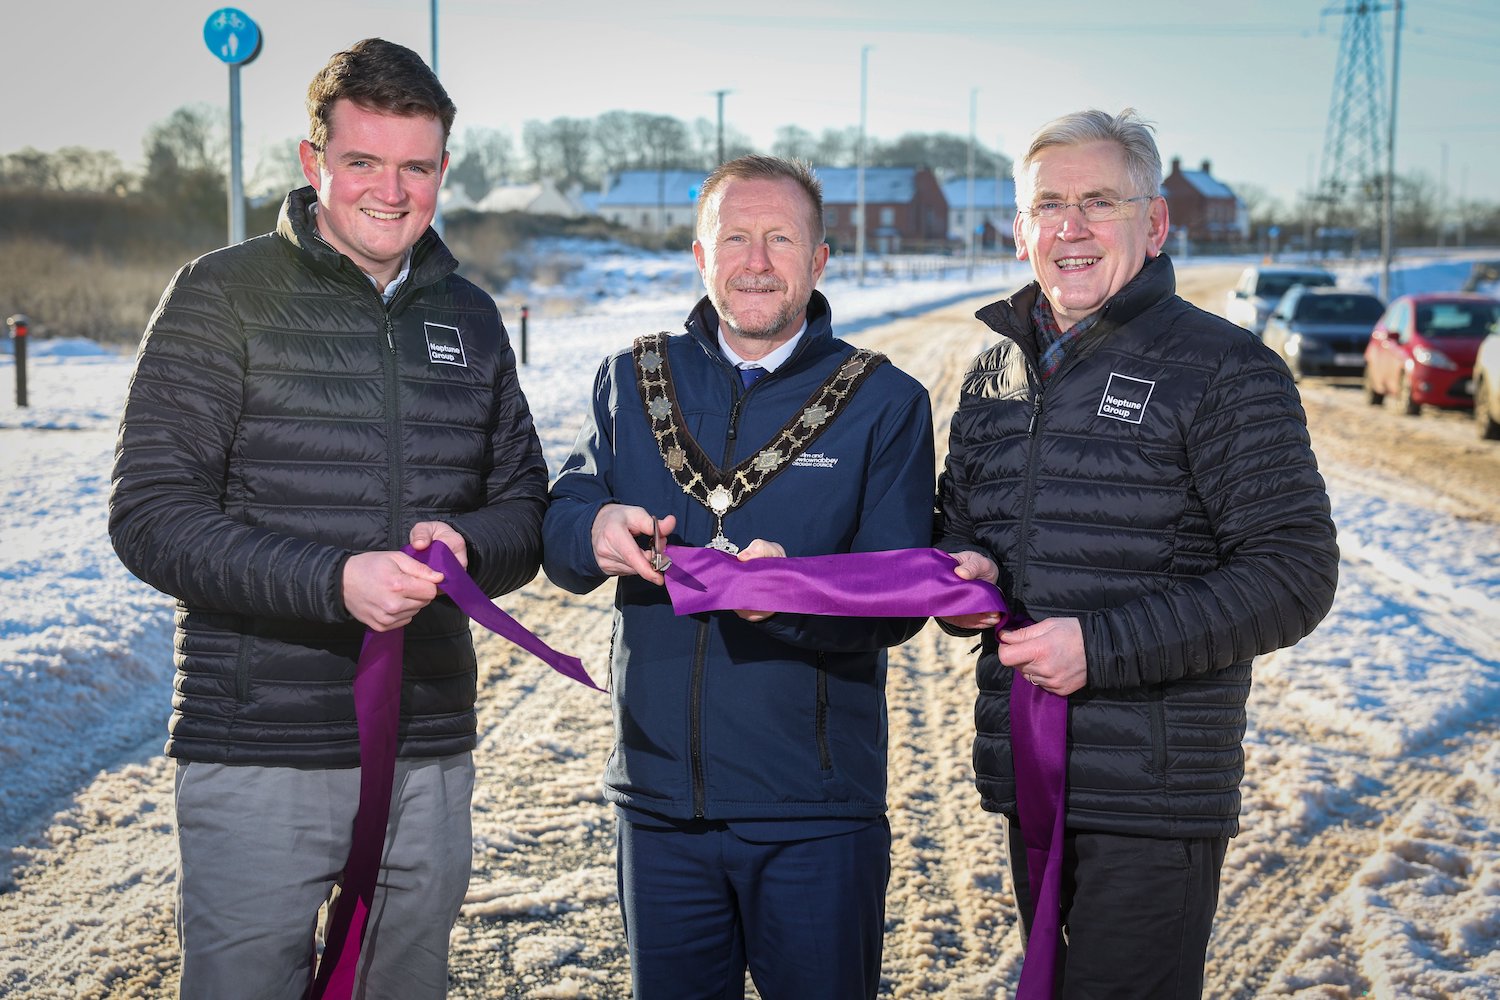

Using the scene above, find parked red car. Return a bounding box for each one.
[1363,293,1500,415]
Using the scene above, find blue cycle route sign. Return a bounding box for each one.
[203,8,261,65]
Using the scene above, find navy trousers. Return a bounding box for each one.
[1007,817,1228,1000]
[616,815,891,1000]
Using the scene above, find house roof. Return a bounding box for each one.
[475,183,546,213]
[593,165,942,210]
[1179,169,1236,201]
[815,167,922,205]
[940,177,1016,211]
[597,170,706,207]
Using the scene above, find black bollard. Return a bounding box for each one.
[6,314,27,408]
[520,305,529,366]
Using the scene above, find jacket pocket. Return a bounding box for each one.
[235,629,255,703]
[1148,689,1167,779]
[815,652,832,771]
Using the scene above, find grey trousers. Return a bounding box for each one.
[173,754,474,1000]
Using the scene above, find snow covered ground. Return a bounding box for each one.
[1,246,1496,998]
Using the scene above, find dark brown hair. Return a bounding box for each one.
[306,38,456,152]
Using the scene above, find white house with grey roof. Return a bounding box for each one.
[941,176,1017,249]
[595,170,706,233]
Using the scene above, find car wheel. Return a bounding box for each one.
[1477,376,1500,441]
[1399,373,1421,416]
[1363,369,1384,406]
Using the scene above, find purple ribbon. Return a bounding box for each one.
[312,540,599,999]
[662,544,1067,1000]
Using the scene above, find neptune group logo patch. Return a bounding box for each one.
[424,322,467,367]
[1097,372,1155,424]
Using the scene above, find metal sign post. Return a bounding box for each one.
[203,8,262,247]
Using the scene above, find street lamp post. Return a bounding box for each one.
[856,45,870,286]
[713,89,730,165]
[966,89,977,281]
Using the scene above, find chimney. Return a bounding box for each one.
[1171,156,1181,175]
[1201,159,1212,175]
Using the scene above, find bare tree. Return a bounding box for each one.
[639,114,692,171]
[144,105,225,176]
[873,132,1006,180]
[520,120,552,183]
[550,117,595,188]
[247,138,306,200]
[813,127,862,168]
[593,110,642,175]
[0,148,59,189]
[51,147,131,193]
[771,126,816,163]
[140,104,227,211]
[448,127,516,201]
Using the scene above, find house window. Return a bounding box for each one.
[825,209,837,227]
[879,207,895,226]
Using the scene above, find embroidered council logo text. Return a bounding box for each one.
[792,452,839,469]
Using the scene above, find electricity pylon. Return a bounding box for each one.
[1313,1,1394,250]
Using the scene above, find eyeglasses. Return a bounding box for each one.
[1020,195,1157,225]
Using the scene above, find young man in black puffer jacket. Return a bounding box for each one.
[109,38,546,999]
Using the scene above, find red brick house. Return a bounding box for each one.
[1162,158,1248,245]
[814,167,950,254]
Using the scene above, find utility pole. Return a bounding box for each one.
[965,89,977,281]
[857,45,870,286]
[713,89,731,165]
[1380,0,1403,301]
[1458,165,1468,247]
[1438,141,1448,248]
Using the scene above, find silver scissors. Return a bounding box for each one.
[649,516,671,573]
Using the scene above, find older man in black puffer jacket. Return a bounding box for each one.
[936,108,1339,1000]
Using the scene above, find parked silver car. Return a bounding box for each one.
[1262,286,1385,381]
[1225,264,1337,336]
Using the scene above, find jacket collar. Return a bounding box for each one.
[977,253,1178,350]
[274,186,459,295]
[683,289,837,374]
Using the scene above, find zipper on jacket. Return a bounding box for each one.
[1015,380,1045,599]
[691,369,749,817]
[382,310,403,549]
[690,618,711,817]
[726,396,744,443]
[815,653,832,770]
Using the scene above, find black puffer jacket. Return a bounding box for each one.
[109,186,548,767]
[937,255,1338,838]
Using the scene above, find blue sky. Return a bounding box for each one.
[5,0,1497,210]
